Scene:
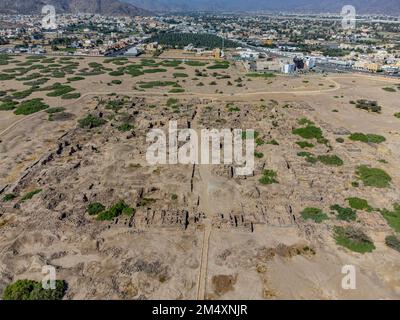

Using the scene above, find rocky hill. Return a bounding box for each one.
[0,0,150,16]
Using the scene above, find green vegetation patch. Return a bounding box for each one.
[317,155,344,166]
[385,235,400,253]
[117,123,134,132]
[259,170,278,185]
[355,165,391,188]
[296,141,314,149]
[246,72,276,79]
[21,189,42,202]
[334,226,375,254]
[173,72,188,78]
[61,92,81,100]
[349,133,386,144]
[394,113,400,119]
[2,194,16,202]
[138,81,177,89]
[354,99,381,113]
[346,197,372,211]
[330,204,357,221]
[297,151,317,164]
[380,204,400,233]
[382,87,396,92]
[46,84,75,97]
[96,200,134,221]
[14,99,49,115]
[185,61,208,67]
[301,207,328,223]
[2,279,67,300]
[0,101,19,111]
[78,114,106,129]
[46,107,65,114]
[87,202,106,216]
[67,76,84,82]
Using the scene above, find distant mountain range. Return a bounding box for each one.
[0,0,150,16]
[123,0,400,14]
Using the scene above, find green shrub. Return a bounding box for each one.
[317,155,344,166]
[301,207,328,223]
[380,204,400,233]
[297,151,317,164]
[355,99,381,113]
[117,123,133,132]
[246,72,276,79]
[330,204,357,221]
[394,112,400,119]
[87,202,105,215]
[355,165,391,188]
[296,141,314,149]
[267,139,279,146]
[259,170,278,185]
[349,133,385,144]
[254,151,264,158]
[334,226,375,253]
[2,279,67,300]
[111,79,122,85]
[0,101,19,111]
[297,117,314,126]
[169,88,185,93]
[336,138,344,143]
[2,194,16,202]
[78,114,106,129]
[185,61,208,67]
[14,99,49,115]
[67,76,84,82]
[61,92,80,100]
[385,235,400,253]
[382,87,396,92]
[173,72,188,78]
[21,189,42,201]
[96,200,132,221]
[346,197,372,211]
[292,125,323,141]
[46,107,65,114]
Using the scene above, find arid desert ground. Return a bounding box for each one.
[0,54,400,299]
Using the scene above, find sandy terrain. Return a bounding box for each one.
[0,54,400,300]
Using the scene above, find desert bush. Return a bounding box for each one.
[14,99,49,115]
[2,279,67,300]
[317,155,344,166]
[355,165,391,188]
[87,202,105,215]
[349,133,385,144]
[259,170,278,185]
[301,207,328,223]
[78,114,106,129]
[385,235,400,253]
[330,204,357,221]
[334,226,375,253]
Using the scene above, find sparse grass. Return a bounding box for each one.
[349,133,386,144]
[334,226,375,253]
[21,189,42,202]
[259,170,278,185]
[301,207,328,223]
[330,204,357,221]
[138,197,156,207]
[347,197,372,211]
[355,165,391,188]
[317,155,344,166]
